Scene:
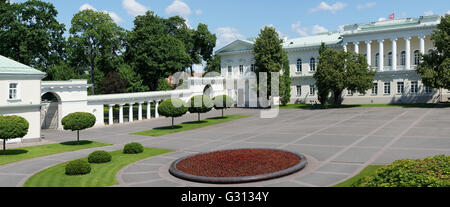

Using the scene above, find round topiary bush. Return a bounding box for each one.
[158,99,188,128]
[88,150,112,163]
[123,142,144,154]
[61,112,96,144]
[188,95,214,122]
[213,95,235,118]
[0,115,29,154]
[65,159,91,175]
[353,155,450,187]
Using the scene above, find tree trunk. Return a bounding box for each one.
[333,90,343,105]
[440,88,443,103]
[172,117,174,129]
[190,66,194,77]
[3,139,5,155]
[198,113,200,122]
[222,109,224,118]
[77,130,80,145]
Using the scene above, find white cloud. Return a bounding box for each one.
[79,3,97,11]
[424,10,434,16]
[215,27,245,49]
[195,9,203,15]
[79,3,123,24]
[122,0,148,17]
[291,21,328,37]
[378,17,386,21]
[310,2,347,14]
[356,2,376,10]
[165,0,192,18]
[312,25,328,34]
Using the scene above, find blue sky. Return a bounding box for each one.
[11,0,450,50]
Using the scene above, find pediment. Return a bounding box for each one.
[216,40,254,54]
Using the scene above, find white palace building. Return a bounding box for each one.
[0,15,449,143]
[216,15,449,105]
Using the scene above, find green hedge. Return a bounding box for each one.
[88,151,112,163]
[353,155,450,187]
[123,142,144,154]
[65,159,91,175]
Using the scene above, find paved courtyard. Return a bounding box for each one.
[1,106,450,187]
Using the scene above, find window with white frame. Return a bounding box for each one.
[296,86,302,97]
[9,83,18,99]
[372,83,378,95]
[310,58,315,72]
[296,59,302,72]
[239,65,244,75]
[414,50,420,65]
[375,53,379,67]
[388,52,392,66]
[309,85,315,96]
[250,64,255,72]
[227,66,232,77]
[384,82,391,95]
[425,86,433,93]
[397,82,404,94]
[401,51,406,66]
[411,81,418,93]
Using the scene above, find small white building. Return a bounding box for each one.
[0,55,46,143]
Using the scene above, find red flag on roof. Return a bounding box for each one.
[389,13,395,20]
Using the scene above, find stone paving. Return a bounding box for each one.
[0,107,449,187]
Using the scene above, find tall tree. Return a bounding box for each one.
[314,48,375,105]
[253,26,290,101]
[0,0,66,71]
[68,9,125,95]
[204,54,221,75]
[125,11,191,91]
[416,14,450,102]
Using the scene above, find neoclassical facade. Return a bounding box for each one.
[216,15,449,104]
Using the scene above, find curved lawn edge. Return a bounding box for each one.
[0,141,111,166]
[333,165,383,187]
[24,148,173,187]
[132,115,250,137]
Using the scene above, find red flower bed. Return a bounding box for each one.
[176,149,302,177]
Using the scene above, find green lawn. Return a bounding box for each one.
[333,165,384,187]
[0,141,111,166]
[24,148,173,187]
[280,103,440,109]
[132,115,250,137]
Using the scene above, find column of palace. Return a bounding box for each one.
[106,99,162,125]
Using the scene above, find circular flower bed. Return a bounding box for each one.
[169,149,307,184]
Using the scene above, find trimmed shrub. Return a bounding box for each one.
[158,99,188,128]
[353,155,450,187]
[88,151,112,163]
[188,95,214,122]
[0,115,29,154]
[61,112,96,144]
[213,95,235,118]
[65,159,91,175]
[123,142,144,154]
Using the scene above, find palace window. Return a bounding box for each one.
[411,81,418,93]
[296,86,302,97]
[397,82,404,94]
[401,51,406,66]
[425,86,433,93]
[9,83,18,99]
[375,53,379,67]
[250,64,255,72]
[309,85,315,96]
[384,82,391,95]
[296,59,302,72]
[372,83,378,95]
[239,65,244,75]
[414,50,420,65]
[310,58,316,72]
[347,90,354,96]
[388,52,392,66]
[227,66,232,77]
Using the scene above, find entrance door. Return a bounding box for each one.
[237,89,245,107]
[41,92,60,129]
